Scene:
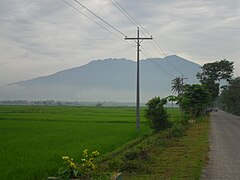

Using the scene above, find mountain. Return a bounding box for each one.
[1,55,201,102]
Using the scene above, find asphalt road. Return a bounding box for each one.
[202,110,240,180]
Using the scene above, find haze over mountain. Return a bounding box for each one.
[1,55,201,102]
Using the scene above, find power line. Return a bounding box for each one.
[141,47,176,78]
[63,0,181,78]
[111,0,150,36]
[141,46,153,59]
[61,0,125,42]
[109,0,138,27]
[61,0,136,50]
[72,0,126,37]
[110,0,184,76]
[153,39,184,75]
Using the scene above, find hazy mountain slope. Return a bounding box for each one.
[2,55,201,102]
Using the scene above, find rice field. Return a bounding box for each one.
[0,106,180,179]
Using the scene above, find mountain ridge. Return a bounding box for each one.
[2,55,201,102]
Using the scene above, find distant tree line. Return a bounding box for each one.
[0,100,136,107]
[0,100,76,106]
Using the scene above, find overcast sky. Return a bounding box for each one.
[1,0,239,86]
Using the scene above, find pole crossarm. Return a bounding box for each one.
[125,27,152,131]
[125,37,153,40]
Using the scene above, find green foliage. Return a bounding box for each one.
[196,59,234,100]
[108,159,121,172]
[167,95,178,108]
[57,149,100,179]
[119,146,150,173]
[219,77,240,115]
[167,95,178,102]
[181,84,212,118]
[103,115,209,179]
[123,146,149,161]
[197,59,234,82]
[145,97,172,132]
[171,77,183,95]
[168,123,187,138]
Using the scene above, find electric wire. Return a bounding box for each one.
[141,46,175,78]
[111,0,184,76]
[111,0,150,36]
[61,0,136,49]
[153,39,184,75]
[72,0,126,37]
[109,0,174,76]
[109,0,138,27]
[141,46,153,59]
[61,0,125,42]
[63,0,179,77]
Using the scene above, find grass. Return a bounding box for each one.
[0,106,182,179]
[0,106,152,179]
[101,115,210,179]
[146,116,210,179]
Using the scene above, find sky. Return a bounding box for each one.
[0,0,240,86]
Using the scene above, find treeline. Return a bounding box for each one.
[0,100,136,107]
[0,100,82,106]
[219,77,240,115]
[171,59,237,118]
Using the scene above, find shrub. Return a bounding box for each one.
[145,97,172,132]
[119,146,150,173]
[169,123,186,138]
[57,149,100,179]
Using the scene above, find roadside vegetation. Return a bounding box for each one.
[97,109,209,179]
[219,77,240,115]
[105,58,235,179]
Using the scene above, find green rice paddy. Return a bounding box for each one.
[0,106,180,179]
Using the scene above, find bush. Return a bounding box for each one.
[169,123,186,138]
[119,145,150,173]
[56,149,100,179]
[145,97,172,132]
[124,148,149,161]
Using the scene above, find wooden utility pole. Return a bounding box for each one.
[125,27,152,131]
[181,74,188,90]
[180,74,188,114]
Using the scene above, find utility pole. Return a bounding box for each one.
[181,74,188,90]
[125,27,152,131]
[180,74,188,114]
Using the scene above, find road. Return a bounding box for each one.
[202,110,240,179]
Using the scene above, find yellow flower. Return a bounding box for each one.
[92,150,100,157]
[83,149,88,155]
[70,162,77,169]
[62,156,69,160]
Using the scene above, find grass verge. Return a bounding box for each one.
[99,115,210,179]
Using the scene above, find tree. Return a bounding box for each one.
[145,97,172,132]
[181,84,212,118]
[171,77,183,96]
[219,77,240,115]
[196,59,234,100]
[167,95,178,108]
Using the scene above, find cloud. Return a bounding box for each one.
[0,0,239,86]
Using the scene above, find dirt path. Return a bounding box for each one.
[202,111,240,179]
